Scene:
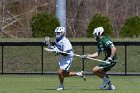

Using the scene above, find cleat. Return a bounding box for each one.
[105,85,115,90]
[56,84,64,90]
[80,71,86,81]
[99,78,110,89]
[57,87,64,90]
[77,71,86,81]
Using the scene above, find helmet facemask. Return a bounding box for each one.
[93,32,100,41]
[55,32,64,38]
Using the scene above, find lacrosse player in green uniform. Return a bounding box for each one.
[82,27,117,90]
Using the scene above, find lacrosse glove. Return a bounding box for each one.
[52,47,60,55]
[81,54,88,59]
[105,57,113,64]
[47,45,54,49]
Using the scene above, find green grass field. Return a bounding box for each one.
[0,75,140,93]
[0,38,139,93]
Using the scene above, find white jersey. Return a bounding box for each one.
[55,37,72,51]
[55,37,74,71]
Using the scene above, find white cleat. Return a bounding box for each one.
[99,78,110,89]
[56,85,64,90]
[79,71,86,81]
[105,85,115,90]
[57,87,64,90]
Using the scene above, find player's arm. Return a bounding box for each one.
[105,42,116,63]
[88,47,101,58]
[81,47,100,59]
[87,52,99,58]
[109,44,116,59]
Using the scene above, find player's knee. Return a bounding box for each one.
[58,69,63,75]
[92,66,99,73]
[92,67,97,73]
[58,71,61,75]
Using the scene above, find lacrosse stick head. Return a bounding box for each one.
[44,36,51,47]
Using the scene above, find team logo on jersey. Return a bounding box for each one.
[105,41,112,47]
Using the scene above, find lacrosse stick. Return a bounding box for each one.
[44,36,51,47]
[44,47,110,64]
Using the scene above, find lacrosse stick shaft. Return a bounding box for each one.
[86,57,106,63]
[44,48,106,63]
[44,47,81,57]
[55,49,106,63]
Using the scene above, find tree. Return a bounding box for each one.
[31,12,60,37]
[120,16,140,38]
[87,13,114,37]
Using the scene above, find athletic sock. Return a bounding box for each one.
[103,76,109,81]
[76,72,82,76]
[58,84,64,88]
[108,80,113,87]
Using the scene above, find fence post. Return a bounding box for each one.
[125,45,127,75]
[41,45,44,75]
[82,45,85,71]
[1,46,3,75]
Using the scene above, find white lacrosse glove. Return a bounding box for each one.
[48,45,54,49]
[105,57,113,64]
[52,46,60,55]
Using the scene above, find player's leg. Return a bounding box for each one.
[100,75,110,89]
[57,57,86,90]
[57,69,87,90]
[57,68,64,90]
[105,62,116,90]
[93,66,105,78]
[97,62,116,90]
[57,57,70,90]
[105,82,115,90]
[68,71,86,81]
[76,71,86,81]
[60,60,86,81]
[61,57,86,81]
[61,71,86,81]
[93,66,110,89]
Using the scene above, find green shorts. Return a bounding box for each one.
[98,61,116,72]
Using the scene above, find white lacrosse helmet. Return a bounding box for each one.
[55,27,66,38]
[93,27,104,38]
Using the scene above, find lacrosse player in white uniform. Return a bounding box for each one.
[52,27,86,90]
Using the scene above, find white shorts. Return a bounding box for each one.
[58,56,73,71]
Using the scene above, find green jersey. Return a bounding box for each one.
[97,36,117,62]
